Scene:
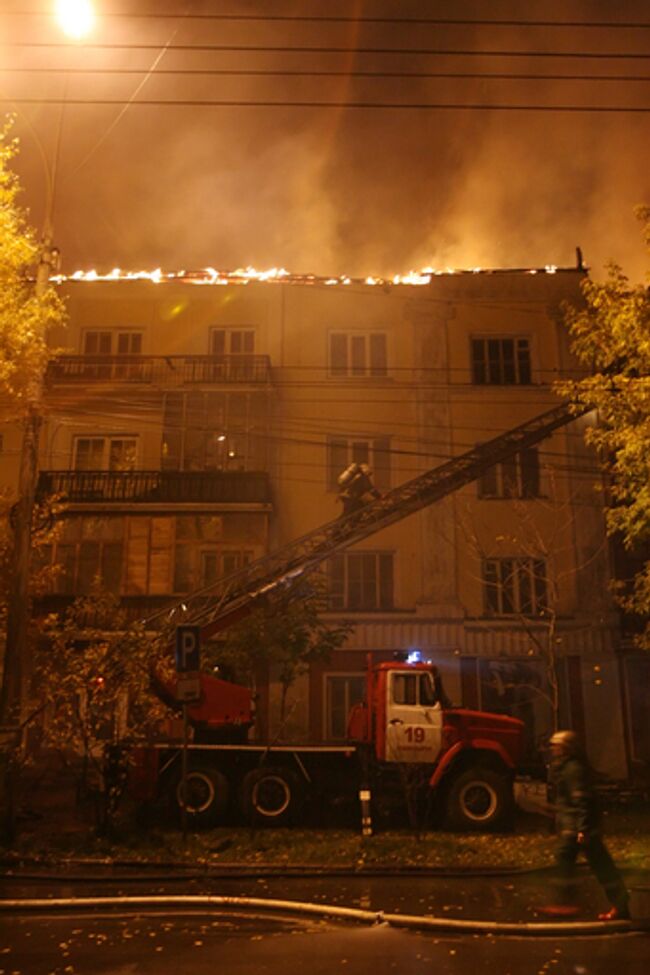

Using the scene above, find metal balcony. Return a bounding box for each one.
[46,354,272,385]
[37,469,272,504]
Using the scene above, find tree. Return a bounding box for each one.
[0,119,63,415]
[0,117,66,726]
[36,587,171,835]
[558,208,650,649]
[457,464,615,766]
[208,578,353,735]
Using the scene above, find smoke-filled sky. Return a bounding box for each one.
[1,0,649,280]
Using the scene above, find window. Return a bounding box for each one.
[210,328,256,380]
[478,448,540,499]
[172,516,254,592]
[325,674,366,739]
[73,437,137,471]
[329,332,387,378]
[328,552,394,610]
[47,517,124,595]
[211,328,255,355]
[162,391,268,471]
[471,337,532,385]
[199,549,253,589]
[82,330,144,379]
[327,436,391,491]
[483,557,548,616]
[392,672,437,707]
[83,330,143,356]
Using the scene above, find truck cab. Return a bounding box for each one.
[348,655,524,830]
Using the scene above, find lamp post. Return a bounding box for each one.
[0,1,95,729]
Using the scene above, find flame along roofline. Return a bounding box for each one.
[48,264,586,288]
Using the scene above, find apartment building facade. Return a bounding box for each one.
[1,265,643,780]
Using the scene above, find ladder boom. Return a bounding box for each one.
[150,401,588,640]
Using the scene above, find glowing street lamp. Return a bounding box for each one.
[55,0,95,41]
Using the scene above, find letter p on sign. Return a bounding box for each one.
[175,625,200,672]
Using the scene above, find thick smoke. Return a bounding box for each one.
[5,0,650,280]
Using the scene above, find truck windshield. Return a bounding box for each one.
[392,672,438,707]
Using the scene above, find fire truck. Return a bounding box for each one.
[130,402,587,832]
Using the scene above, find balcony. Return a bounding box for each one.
[46,354,272,386]
[37,469,272,505]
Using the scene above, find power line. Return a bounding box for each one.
[4,43,650,59]
[8,12,650,29]
[4,67,650,83]
[5,98,650,112]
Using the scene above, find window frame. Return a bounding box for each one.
[326,435,391,491]
[327,550,394,611]
[483,557,548,617]
[82,329,144,356]
[72,435,138,471]
[324,672,367,740]
[470,336,532,385]
[328,331,388,379]
[478,447,541,499]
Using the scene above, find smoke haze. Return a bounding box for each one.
[2,0,649,280]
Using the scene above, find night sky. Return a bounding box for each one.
[1,0,649,280]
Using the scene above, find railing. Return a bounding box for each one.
[46,354,272,385]
[37,469,272,504]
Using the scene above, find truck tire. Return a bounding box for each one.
[444,767,513,832]
[239,766,304,827]
[174,766,230,829]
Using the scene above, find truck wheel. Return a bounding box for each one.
[444,768,513,832]
[239,767,304,827]
[174,767,229,829]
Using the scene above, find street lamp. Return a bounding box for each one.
[56,1,95,40]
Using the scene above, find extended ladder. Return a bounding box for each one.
[147,400,588,641]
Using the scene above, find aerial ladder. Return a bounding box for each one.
[147,400,590,653]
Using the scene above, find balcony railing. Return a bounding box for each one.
[38,469,272,504]
[46,354,272,385]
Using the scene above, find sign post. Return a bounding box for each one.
[175,626,201,841]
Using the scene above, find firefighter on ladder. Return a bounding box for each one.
[337,463,381,516]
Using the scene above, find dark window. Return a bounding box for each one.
[478,448,540,499]
[51,538,124,595]
[471,337,532,385]
[326,674,366,739]
[175,545,253,594]
[327,552,394,610]
[483,558,548,616]
[73,437,137,471]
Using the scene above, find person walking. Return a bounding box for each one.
[541,730,630,920]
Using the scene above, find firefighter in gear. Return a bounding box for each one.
[337,463,381,516]
[542,730,630,920]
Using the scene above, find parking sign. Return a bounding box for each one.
[175,625,200,672]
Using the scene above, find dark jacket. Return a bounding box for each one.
[550,754,601,837]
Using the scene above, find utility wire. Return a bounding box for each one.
[4,67,650,82]
[7,12,650,28]
[5,98,650,112]
[7,11,650,28]
[4,43,650,59]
